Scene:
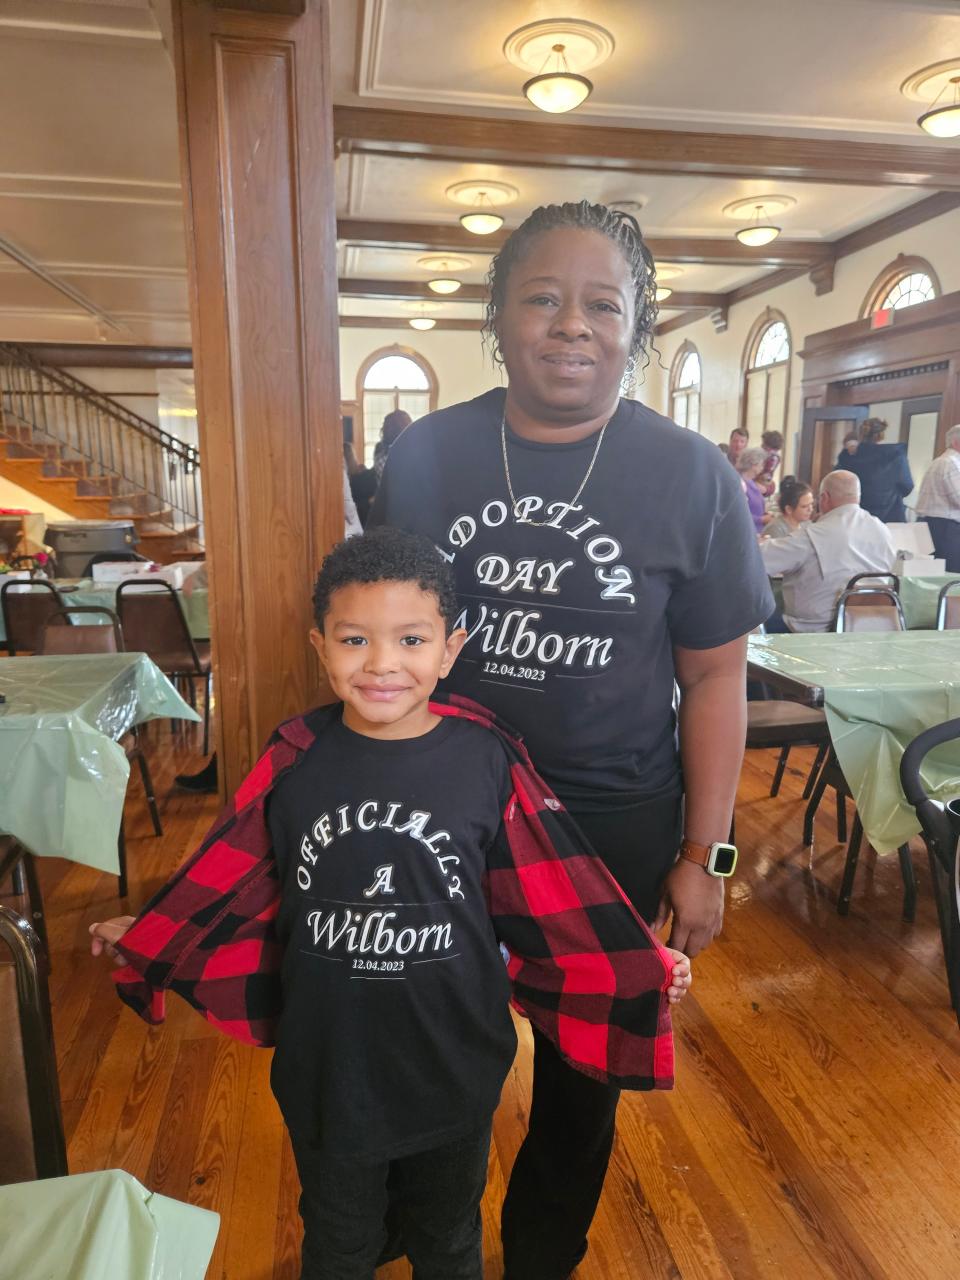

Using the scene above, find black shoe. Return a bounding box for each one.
[503,1240,588,1280]
[174,755,218,793]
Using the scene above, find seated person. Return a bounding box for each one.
[760,470,895,632]
[763,476,814,540]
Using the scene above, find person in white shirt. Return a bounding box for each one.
[916,423,960,572]
[760,470,896,632]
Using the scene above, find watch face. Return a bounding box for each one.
[710,844,738,876]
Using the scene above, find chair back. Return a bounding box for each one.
[115,580,200,671]
[835,586,906,633]
[81,550,149,578]
[1,580,66,655]
[936,579,960,631]
[39,607,124,655]
[845,571,900,594]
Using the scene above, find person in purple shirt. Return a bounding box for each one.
[736,447,770,533]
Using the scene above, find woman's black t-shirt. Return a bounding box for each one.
[267,711,516,1161]
[371,388,773,808]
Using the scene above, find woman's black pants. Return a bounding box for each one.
[501,792,682,1280]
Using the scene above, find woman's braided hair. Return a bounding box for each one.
[482,200,659,387]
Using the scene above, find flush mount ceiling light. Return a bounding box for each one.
[447,180,517,235]
[505,19,613,113]
[409,315,436,331]
[735,204,781,247]
[523,44,592,113]
[655,286,673,302]
[428,278,461,293]
[902,60,960,138]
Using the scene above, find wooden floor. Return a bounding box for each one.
[20,715,960,1279]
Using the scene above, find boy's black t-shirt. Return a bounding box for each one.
[371,388,773,808]
[266,710,516,1162]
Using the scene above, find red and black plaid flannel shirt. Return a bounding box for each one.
[113,695,676,1089]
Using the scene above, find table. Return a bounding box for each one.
[0,653,199,873]
[748,632,960,853]
[899,573,960,630]
[0,1169,219,1280]
[0,578,210,643]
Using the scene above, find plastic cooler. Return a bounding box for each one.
[44,520,138,577]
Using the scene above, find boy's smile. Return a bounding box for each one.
[311,580,466,739]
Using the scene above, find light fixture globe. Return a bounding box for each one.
[918,76,960,136]
[427,278,462,294]
[655,286,673,303]
[459,193,505,236]
[735,204,781,247]
[409,317,436,331]
[523,70,593,113]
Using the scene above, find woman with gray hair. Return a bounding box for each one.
[736,445,771,533]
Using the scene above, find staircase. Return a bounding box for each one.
[0,342,202,563]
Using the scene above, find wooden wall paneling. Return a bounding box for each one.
[173,0,341,797]
[333,107,960,189]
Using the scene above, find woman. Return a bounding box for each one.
[372,408,412,480]
[844,417,914,522]
[343,441,377,526]
[736,446,771,533]
[764,476,814,539]
[370,201,772,1280]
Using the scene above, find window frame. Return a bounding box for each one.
[354,344,438,465]
[669,340,702,432]
[861,254,940,318]
[740,308,792,438]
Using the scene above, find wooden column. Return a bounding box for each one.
[172,0,341,795]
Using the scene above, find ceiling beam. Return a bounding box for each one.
[339,316,482,331]
[339,277,727,312]
[334,106,960,191]
[336,220,830,268]
[11,343,193,369]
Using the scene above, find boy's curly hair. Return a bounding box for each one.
[312,527,460,634]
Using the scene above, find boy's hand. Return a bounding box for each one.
[89,916,136,966]
[664,947,692,1005]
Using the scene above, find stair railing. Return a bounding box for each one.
[0,342,201,544]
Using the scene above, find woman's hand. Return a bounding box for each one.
[89,916,135,966]
[652,859,724,958]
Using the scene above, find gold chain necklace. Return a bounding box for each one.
[500,412,610,527]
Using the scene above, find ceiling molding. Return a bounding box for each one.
[334,107,960,190]
[353,3,924,138]
[0,14,162,44]
[336,220,831,268]
[0,173,181,206]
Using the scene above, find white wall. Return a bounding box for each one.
[648,206,960,472]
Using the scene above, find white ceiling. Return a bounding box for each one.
[0,0,957,344]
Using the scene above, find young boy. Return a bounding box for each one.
[91,528,690,1280]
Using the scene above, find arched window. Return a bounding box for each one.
[741,310,791,439]
[669,342,701,431]
[862,255,940,317]
[355,345,438,468]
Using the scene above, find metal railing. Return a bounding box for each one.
[0,342,202,542]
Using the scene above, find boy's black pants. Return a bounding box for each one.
[502,793,683,1280]
[291,1121,491,1280]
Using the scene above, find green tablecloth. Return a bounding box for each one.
[0,653,200,872]
[0,1169,219,1280]
[0,579,210,643]
[747,632,960,853]
[899,573,960,630]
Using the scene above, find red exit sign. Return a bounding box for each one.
[871,307,894,329]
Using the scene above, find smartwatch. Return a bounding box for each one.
[678,838,738,878]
